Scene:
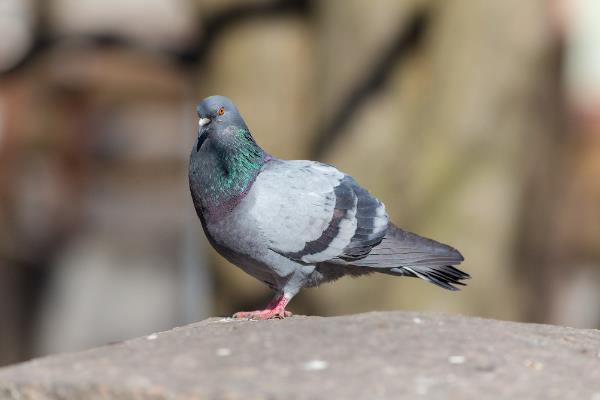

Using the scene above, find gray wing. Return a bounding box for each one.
[249,160,389,264]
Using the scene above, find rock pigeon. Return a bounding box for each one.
[189,95,468,319]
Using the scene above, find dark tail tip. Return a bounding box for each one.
[401,265,470,291]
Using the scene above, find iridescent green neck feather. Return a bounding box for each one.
[189,128,267,220]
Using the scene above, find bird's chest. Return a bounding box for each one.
[201,193,265,257]
[201,195,284,286]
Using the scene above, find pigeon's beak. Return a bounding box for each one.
[198,117,211,128]
[196,117,211,152]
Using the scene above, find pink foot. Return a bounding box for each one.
[233,309,292,320]
[233,294,292,320]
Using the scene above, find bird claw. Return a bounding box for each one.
[232,294,292,320]
[272,310,293,319]
[232,310,292,320]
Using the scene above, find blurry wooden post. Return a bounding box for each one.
[0,61,80,365]
[512,44,566,325]
[0,79,28,365]
[516,0,600,327]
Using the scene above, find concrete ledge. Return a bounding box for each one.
[1,312,600,399]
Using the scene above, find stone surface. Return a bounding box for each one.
[0,312,599,399]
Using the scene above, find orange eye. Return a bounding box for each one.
[218,106,225,116]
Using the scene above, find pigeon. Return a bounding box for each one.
[189,95,468,319]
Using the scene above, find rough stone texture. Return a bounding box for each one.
[0,312,599,399]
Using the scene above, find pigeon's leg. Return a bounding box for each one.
[232,292,293,320]
[233,269,309,320]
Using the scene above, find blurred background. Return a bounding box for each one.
[0,0,599,366]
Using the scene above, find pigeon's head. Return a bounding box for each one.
[195,96,249,149]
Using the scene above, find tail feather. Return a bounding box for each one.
[360,224,468,290]
[333,223,469,290]
[388,265,470,291]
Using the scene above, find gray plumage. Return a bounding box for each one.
[189,95,468,318]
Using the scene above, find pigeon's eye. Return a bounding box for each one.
[218,106,225,116]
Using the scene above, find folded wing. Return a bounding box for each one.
[250,160,388,264]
